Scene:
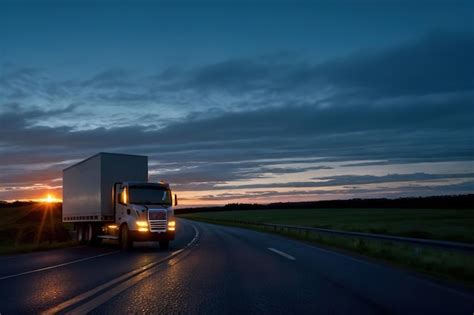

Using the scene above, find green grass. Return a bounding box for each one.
[0,203,74,255]
[180,208,474,285]
[180,208,474,243]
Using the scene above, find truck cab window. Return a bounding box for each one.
[129,186,172,205]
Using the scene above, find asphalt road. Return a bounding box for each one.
[0,219,472,314]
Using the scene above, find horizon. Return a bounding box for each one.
[1,0,473,205]
[2,193,473,209]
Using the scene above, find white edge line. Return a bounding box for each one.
[0,246,88,261]
[281,236,474,300]
[268,247,295,260]
[0,251,120,281]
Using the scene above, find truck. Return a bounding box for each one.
[62,152,177,250]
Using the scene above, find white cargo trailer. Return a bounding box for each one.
[63,152,177,250]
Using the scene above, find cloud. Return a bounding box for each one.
[156,56,300,94]
[314,31,474,96]
[210,173,474,190]
[80,68,136,89]
[0,91,472,195]
[1,98,472,161]
[3,31,472,115]
[0,67,43,99]
[262,165,333,174]
[195,180,474,202]
[1,31,473,202]
[313,173,474,186]
[152,31,474,98]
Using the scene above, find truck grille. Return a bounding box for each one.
[149,211,166,220]
[148,210,167,232]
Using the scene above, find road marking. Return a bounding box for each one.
[268,247,295,260]
[0,246,88,262]
[66,263,161,315]
[281,237,474,300]
[43,223,200,315]
[0,250,119,281]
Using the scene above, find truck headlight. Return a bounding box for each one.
[136,221,148,227]
[168,220,176,231]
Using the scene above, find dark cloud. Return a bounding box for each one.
[159,56,298,94]
[340,161,391,167]
[149,158,333,188]
[195,180,474,201]
[80,68,136,88]
[1,166,63,187]
[1,92,472,174]
[1,99,472,165]
[0,67,43,99]
[314,31,474,96]
[262,166,333,174]
[3,31,473,110]
[313,173,474,186]
[1,31,473,202]
[154,31,474,98]
[0,103,77,131]
[206,173,474,190]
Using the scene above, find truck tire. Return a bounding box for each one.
[159,240,169,249]
[84,224,93,243]
[77,224,86,244]
[119,225,133,251]
[90,224,102,246]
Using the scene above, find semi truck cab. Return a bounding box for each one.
[112,182,177,249]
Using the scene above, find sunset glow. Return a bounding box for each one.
[0,2,473,205]
[42,194,60,204]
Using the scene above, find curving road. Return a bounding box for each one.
[0,219,472,314]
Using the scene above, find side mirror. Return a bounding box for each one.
[118,192,127,205]
[174,194,178,206]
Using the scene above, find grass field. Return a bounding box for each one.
[180,208,474,243]
[180,208,474,284]
[0,203,75,255]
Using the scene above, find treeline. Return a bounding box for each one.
[2,194,473,213]
[175,194,474,214]
[0,201,37,208]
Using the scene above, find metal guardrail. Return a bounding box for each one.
[203,219,474,254]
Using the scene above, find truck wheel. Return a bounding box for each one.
[77,224,86,244]
[159,240,169,249]
[90,224,102,246]
[119,225,133,251]
[84,224,93,243]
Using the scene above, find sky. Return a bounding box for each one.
[1,0,473,205]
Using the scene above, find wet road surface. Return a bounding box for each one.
[0,219,472,314]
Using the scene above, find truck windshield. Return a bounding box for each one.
[129,186,172,205]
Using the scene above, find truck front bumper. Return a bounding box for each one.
[130,230,175,241]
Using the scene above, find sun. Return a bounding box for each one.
[45,194,53,203]
[40,194,61,204]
